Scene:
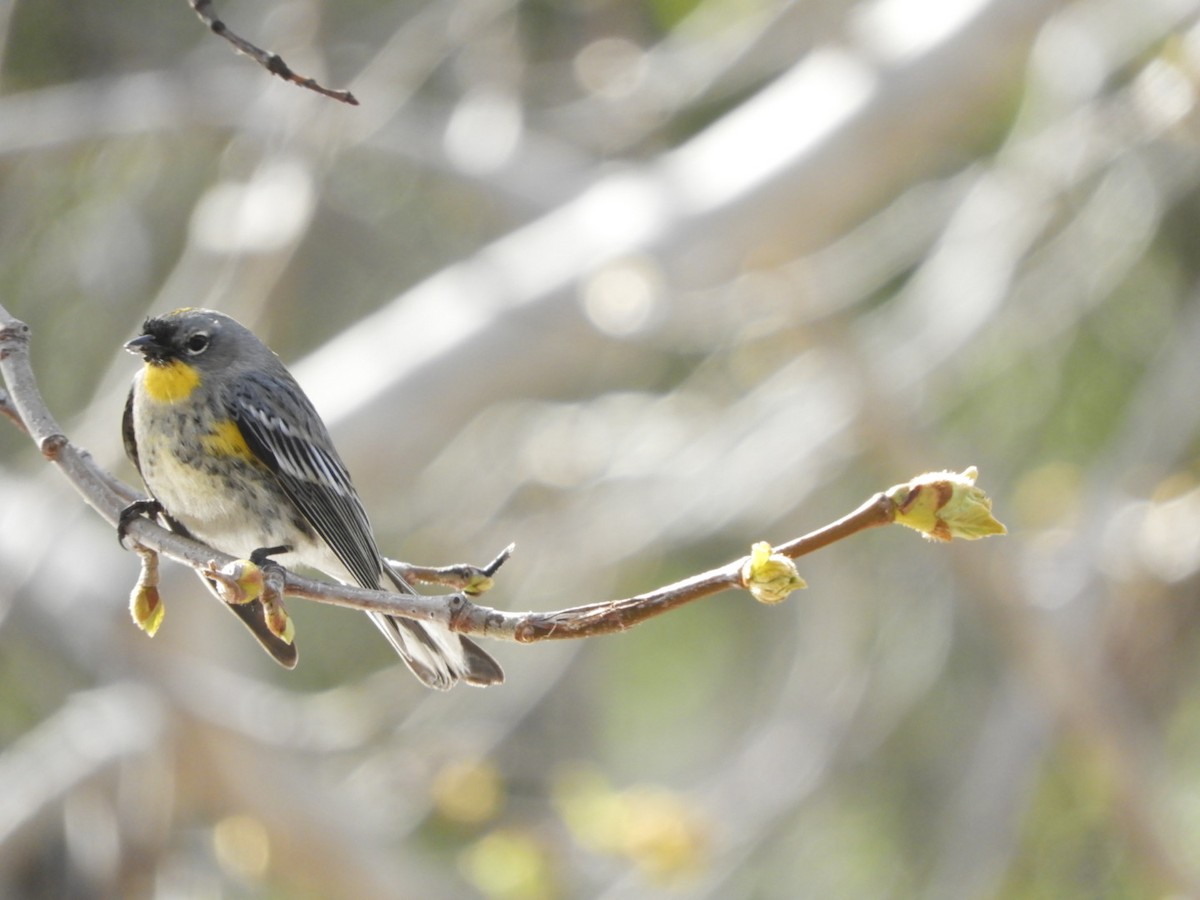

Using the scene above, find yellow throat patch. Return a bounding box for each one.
[142,360,202,403]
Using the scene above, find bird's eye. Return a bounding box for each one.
[185,333,210,355]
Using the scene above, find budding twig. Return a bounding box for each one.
[0,305,1003,653]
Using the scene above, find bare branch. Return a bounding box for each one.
[188,0,359,106]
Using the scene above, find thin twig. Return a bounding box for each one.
[472,495,896,643]
[189,0,359,106]
[0,304,903,645]
[386,544,515,594]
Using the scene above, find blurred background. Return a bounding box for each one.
[1,0,1200,897]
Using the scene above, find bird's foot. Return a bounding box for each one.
[117,498,163,548]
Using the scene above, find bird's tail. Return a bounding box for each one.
[372,561,504,690]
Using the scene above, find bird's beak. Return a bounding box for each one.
[125,334,165,360]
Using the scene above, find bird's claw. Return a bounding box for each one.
[117,499,163,548]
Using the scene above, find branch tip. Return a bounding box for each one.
[886,466,1007,542]
[485,543,516,576]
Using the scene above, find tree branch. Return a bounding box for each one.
[0,306,999,649]
[188,0,359,106]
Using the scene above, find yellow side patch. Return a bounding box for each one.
[202,419,257,461]
[142,360,202,403]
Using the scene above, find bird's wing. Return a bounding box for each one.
[229,372,383,590]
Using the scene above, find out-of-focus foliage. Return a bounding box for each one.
[2,0,1200,897]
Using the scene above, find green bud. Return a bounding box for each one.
[464,573,495,596]
[741,541,807,604]
[262,595,295,645]
[887,466,1007,542]
[206,558,265,605]
[130,582,164,636]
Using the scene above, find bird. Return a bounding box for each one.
[120,307,503,688]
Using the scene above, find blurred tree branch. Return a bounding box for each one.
[188,0,359,105]
[0,305,999,652]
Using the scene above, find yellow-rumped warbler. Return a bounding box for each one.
[121,307,503,689]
